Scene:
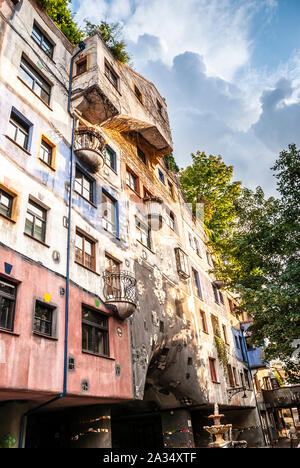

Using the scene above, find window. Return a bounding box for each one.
[158,168,165,184]
[136,217,151,250]
[7,109,31,150]
[227,364,235,387]
[168,181,174,198]
[82,305,109,356]
[244,369,250,388]
[40,138,53,167]
[200,310,208,333]
[194,238,201,257]
[222,324,229,344]
[75,230,96,271]
[137,147,146,165]
[102,191,118,236]
[0,189,13,219]
[212,284,220,304]
[105,145,116,171]
[25,199,47,243]
[228,298,235,314]
[209,358,218,382]
[233,367,238,387]
[105,60,119,89]
[33,301,54,337]
[76,57,87,76]
[104,254,121,299]
[19,56,51,105]
[0,279,17,331]
[192,268,203,299]
[219,291,224,304]
[74,166,94,203]
[32,22,54,57]
[166,209,176,231]
[235,335,240,349]
[157,99,163,116]
[211,315,220,337]
[175,247,190,279]
[126,169,139,193]
[134,84,143,104]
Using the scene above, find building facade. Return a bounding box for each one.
[0,0,264,448]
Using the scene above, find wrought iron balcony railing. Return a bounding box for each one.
[74,126,106,173]
[102,270,137,320]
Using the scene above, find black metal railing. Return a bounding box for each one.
[102,270,137,305]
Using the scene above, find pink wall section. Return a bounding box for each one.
[0,246,133,403]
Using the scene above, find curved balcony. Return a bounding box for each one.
[102,270,137,320]
[74,126,106,173]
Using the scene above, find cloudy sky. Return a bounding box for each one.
[72,0,300,195]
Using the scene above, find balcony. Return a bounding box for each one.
[262,385,300,408]
[74,126,106,173]
[102,270,137,320]
[71,35,173,156]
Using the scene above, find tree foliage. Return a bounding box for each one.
[179,151,242,242]
[213,144,300,383]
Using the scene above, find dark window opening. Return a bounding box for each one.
[33,301,54,336]
[82,306,109,356]
[0,279,17,331]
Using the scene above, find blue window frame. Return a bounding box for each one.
[158,168,165,184]
[105,145,117,172]
[102,189,119,238]
[7,107,33,152]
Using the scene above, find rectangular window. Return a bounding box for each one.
[19,56,51,105]
[137,147,146,165]
[126,169,139,193]
[7,110,30,150]
[168,181,174,198]
[102,191,118,235]
[24,199,47,243]
[157,99,163,116]
[212,284,220,304]
[40,138,53,167]
[105,145,116,171]
[219,291,224,304]
[175,247,190,279]
[227,364,235,387]
[222,324,229,344]
[158,168,165,184]
[134,84,143,104]
[105,60,119,89]
[0,189,13,219]
[233,367,238,387]
[136,217,151,250]
[0,279,17,331]
[166,209,176,231]
[32,22,54,57]
[33,301,54,337]
[76,57,87,76]
[104,254,121,299]
[194,238,201,257]
[209,358,218,382]
[235,335,240,349]
[244,369,250,388]
[200,310,208,333]
[75,230,96,271]
[211,315,220,337]
[74,166,94,203]
[82,305,109,356]
[192,268,203,299]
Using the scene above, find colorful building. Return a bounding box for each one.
[0,0,265,448]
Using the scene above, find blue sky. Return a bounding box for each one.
[72,0,300,195]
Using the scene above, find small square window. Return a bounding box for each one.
[19,56,51,105]
[34,301,55,337]
[7,109,32,151]
[40,138,54,167]
[32,22,54,58]
[126,168,139,193]
[82,305,109,356]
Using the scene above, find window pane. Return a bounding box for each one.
[28,200,45,219]
[24,213,34,236]
[0,297,14,330]
[0,191,13,218]
[34,302,52,336]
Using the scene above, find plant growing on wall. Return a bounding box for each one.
[0,433,16,448]
[214,335,228,370]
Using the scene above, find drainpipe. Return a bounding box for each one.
[240,324,267,447]
[18,42,86,448]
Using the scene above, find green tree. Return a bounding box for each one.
[84,21,131,64]
[37,0,83,44]
[179,151,242,242]
[214,145,300,383]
